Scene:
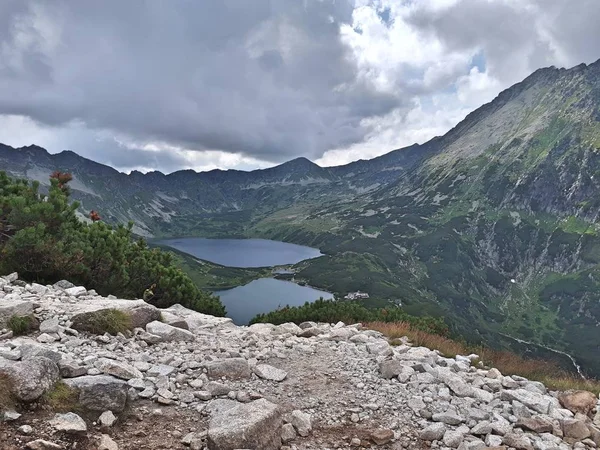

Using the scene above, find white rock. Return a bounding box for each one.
[49,412,87,433]
[290,410,312,437]
[99,410,117,427]
[254,364,287,382]
[65,286,87,297]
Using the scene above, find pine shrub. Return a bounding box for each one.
[0,171,225,316]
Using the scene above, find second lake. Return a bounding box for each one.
[214,278,334,325]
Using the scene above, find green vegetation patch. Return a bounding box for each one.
[250,298,448,336]
[43,381,79,413]
[0,171,225,317]
[7,314,39,336]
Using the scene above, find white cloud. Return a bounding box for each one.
[0,0,598,172]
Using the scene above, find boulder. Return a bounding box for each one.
[432,410,465,425]
[502,433,534,450]
[53,280,75,290]
[159,311,189,330]
[206,358,251,380]
[207,398,282,450]
[99,410,117,428]
[0,356,59,401]
[49,412,87,433]
[65,286,87,297]
[561,419,591,440]
[98,434,119,450]
[19,343,62,362]
[558,390,597,416]
[500,389,552,414]
[0,299,34,327]
[146,364,176,377]
[25,440,63,450]
[370,428,394,445]
[515,416,553,433]
[253,364,287,382]
[146,321,194,342]
[127,304,161,329]
[58,359,87,378]
[96,358,143,380]
[64,375,128,412]
[420,422,446,441]
[379,359,404,379]
[281,423,297,443]
[162,304,234,332]
[290,410,312,437]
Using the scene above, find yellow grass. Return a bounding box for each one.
[366,321,600,395]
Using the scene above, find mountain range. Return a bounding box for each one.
[2,59,600,376]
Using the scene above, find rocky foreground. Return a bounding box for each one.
[0,274,599,450]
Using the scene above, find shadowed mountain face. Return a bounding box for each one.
[2,60,600,376]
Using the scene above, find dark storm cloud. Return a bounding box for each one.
[0,0,406,163]
[0,0,598,171]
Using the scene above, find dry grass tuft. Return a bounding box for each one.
[366,321,600,395]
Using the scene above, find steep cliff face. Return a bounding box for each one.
[1,60,600,376]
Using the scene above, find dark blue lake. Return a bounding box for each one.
[215,278,333,325]
[157,237,322,268]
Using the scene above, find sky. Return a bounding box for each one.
[0,0,598,174]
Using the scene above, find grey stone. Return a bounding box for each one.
[502,433,534,450]
[98,434,119,450]
[18,424,33,434]
[65,286,87,297]
[281,423,297,443]
[207,398,282,450]
[25,440,63,449]
[290,410,312,437]
[561,419,591,440]
[420,422,446,441]
[0,299,33,327]
[500,388,552,414]
[59,359,87,378]
[432,410,465,425]
[0,356,59,401]
[49,412,87,433]
[206,358,251,380]
[470,420,492,435]
[64,375,128,412]
[96,358,143,380]
[146,321,194,342]
[205,381,231,396]
[147,364,176,377]
[39,317,60,334]
[379,358,404,379]
[254,364,287,382]
[443,430,465,448]
[3,410,21,421]
[53,280,75,290]
[99,410,117,427]
[19,343,61,363]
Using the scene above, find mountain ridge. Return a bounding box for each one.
[2,59,600,377]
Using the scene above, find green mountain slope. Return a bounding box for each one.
[2,60,599,376]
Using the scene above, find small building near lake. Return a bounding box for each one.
[344,291,370,300]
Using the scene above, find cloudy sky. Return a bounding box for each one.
[0,0,598,173]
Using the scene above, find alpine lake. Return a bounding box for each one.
[157,238,333,324]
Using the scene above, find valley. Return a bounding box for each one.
[2,60,600,377]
